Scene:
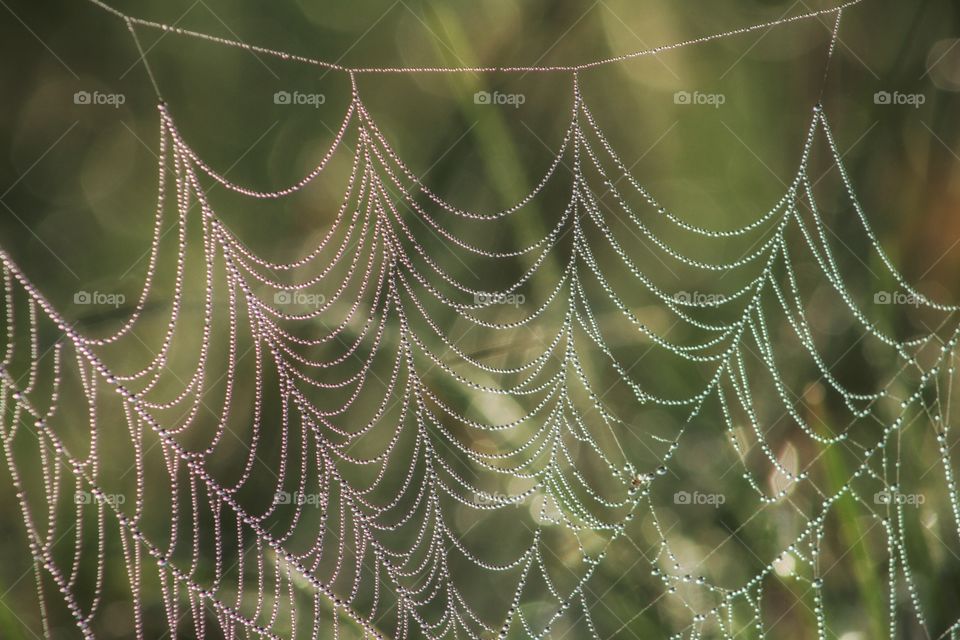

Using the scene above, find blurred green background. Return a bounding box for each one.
[1,0,960,638]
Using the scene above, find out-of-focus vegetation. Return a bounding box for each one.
[1,0,960,638]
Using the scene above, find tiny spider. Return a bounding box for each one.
[631,473,653,487]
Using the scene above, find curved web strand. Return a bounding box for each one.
[4,4,960,639]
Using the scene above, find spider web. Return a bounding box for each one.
[2,1,960,638]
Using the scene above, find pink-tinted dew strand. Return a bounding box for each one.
[1,3,959,639]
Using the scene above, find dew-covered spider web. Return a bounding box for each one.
[3,1,960,638]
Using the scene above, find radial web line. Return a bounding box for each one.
[2,3,960,639]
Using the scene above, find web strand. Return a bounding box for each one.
[3,2,960,639]
[84,0,864,75]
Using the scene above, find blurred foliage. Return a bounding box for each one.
[1,0,960,638]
